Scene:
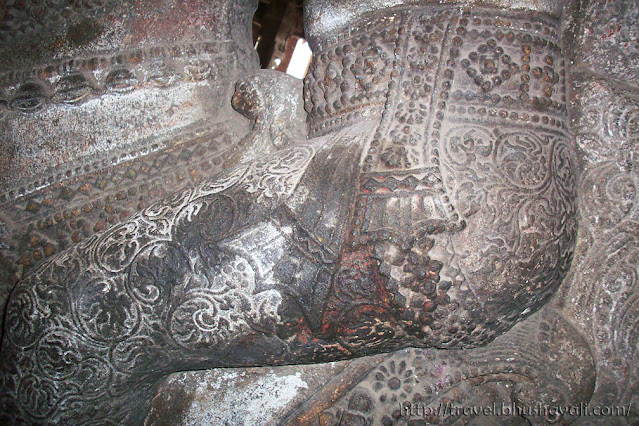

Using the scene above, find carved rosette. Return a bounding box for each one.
[315,307,595,426]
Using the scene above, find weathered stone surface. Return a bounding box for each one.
[552,66,639,425]
[0,120,245,319]
[543,1,639,421]
[205,1,639,425]
[0,70,304,334]
[303,3,575,350]
[5,0,639,423]
[145,357,373,425]
[232,69,307,160]
[568,0,639,87]
[303,0,565,45]
[0,0,258,194]
[297,306,595,425]
[143,1,639,424]
[146,306,598,425]
[569,77,639,166]
[0,0,578,423]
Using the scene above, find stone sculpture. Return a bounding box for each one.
[149,0,639,423]
[0,0,261,329]
[0,0,585,423]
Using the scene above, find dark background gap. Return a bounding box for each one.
[252,0,306,73]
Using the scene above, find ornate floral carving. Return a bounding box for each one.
[0,3,578,423]
[316,307,595,426]
[0,143,315,422]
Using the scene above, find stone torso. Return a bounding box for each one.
[301,4,574,349]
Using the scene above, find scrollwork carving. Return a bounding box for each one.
[0,142,316,422]
[0,3,578,423]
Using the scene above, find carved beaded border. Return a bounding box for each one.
[0,40,247,114]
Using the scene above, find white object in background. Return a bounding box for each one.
[287,38,313,79]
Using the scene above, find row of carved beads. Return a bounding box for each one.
[0,41,241,113]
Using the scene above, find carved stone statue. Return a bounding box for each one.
[1,0,580,423]
[0,0,261,325]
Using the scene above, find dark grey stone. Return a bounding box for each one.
[1,0,637,424]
